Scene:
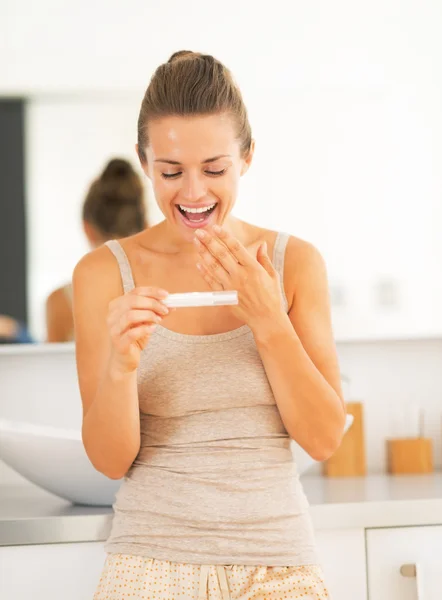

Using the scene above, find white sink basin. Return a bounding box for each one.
[0,419,121,506]
[0,414,353,506]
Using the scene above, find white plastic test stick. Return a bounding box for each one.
[163,291,238,308]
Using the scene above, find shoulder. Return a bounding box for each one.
[45,284,74,342]
[46,285,71,312]
[72,244,123,302]
[282,235,328,310]
[73,244,114,280]
[242,222,326,276]
[285,235,326,273]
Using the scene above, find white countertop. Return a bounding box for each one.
[1,474,441,546]
[304,474,442,529]
[0,342,75,356]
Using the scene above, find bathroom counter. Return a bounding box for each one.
[1,474,441,546]
[0,483,112,546]
[305,473,442,530]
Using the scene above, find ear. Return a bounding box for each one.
[240,139,255,176]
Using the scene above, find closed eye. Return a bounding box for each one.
[161,172,182,179]
[161,168,227,180]
[206,169,226,177]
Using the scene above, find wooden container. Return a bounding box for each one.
[322,401,366,477]
[386,437,433,474]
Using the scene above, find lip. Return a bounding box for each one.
[175,202,217,209]
[175,204,218,229]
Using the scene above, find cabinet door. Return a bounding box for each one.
[315,528,367,600]
[0,542,105,600]
[366,525,442,600]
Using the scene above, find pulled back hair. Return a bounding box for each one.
[82,158,147,239]
[137,51,252,162]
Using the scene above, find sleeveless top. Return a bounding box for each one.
[103,233,318,566]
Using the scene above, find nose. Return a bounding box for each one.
[179,171,207,203]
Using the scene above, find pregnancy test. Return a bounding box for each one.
[164,291,238,308]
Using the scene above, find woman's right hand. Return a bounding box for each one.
[107,287,169,374]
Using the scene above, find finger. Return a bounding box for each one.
[118,309,163,336]
[210,226,254,266]
[256,242,276,277]
[109,289,169,314]
[124,324,157,351]
[108,295,170,326]
[130,286,169,300]
[125,295,169,316]
[197,246,231,288]
[194,230,238,274]
[196,262,224,291]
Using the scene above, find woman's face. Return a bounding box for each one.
[142,113,253,242]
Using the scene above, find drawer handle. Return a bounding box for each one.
[400,564,417,578]
[400,563,424,599]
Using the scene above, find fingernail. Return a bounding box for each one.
[196,263,202,271]
[195,229,205,238]
[263,241,268,253]
[213,225,221,234]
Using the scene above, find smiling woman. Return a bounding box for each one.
[142,111,252,241]
[72,50,344,600]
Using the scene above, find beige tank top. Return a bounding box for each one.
[104,233,318,566]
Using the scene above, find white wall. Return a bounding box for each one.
[2,0,442,341]
[2,1,441,95]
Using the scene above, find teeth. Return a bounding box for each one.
[179,203,216,214]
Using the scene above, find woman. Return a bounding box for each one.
[73,50,346,599]
[46,158,147,342]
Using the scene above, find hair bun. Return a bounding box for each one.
[101,158,132,180]
[167,50,201,63]
[83,157,146,238]
[99,158,138,207]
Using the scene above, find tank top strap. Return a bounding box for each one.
[105,240,136,293]
[272,232,290,312]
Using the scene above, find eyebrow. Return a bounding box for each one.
[154,154,231,165]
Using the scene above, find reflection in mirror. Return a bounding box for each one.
[45,157,148,343]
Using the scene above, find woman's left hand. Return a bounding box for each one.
[194,226,286,330]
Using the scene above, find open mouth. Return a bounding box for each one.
[176,203,218,227]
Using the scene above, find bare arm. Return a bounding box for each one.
[46,287,74,343]
[72,246,169,479]
[252,239,346,461]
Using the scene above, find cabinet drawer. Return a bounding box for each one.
[0,542,105,600]
[366,525,442,600]
[316,528,367,600]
